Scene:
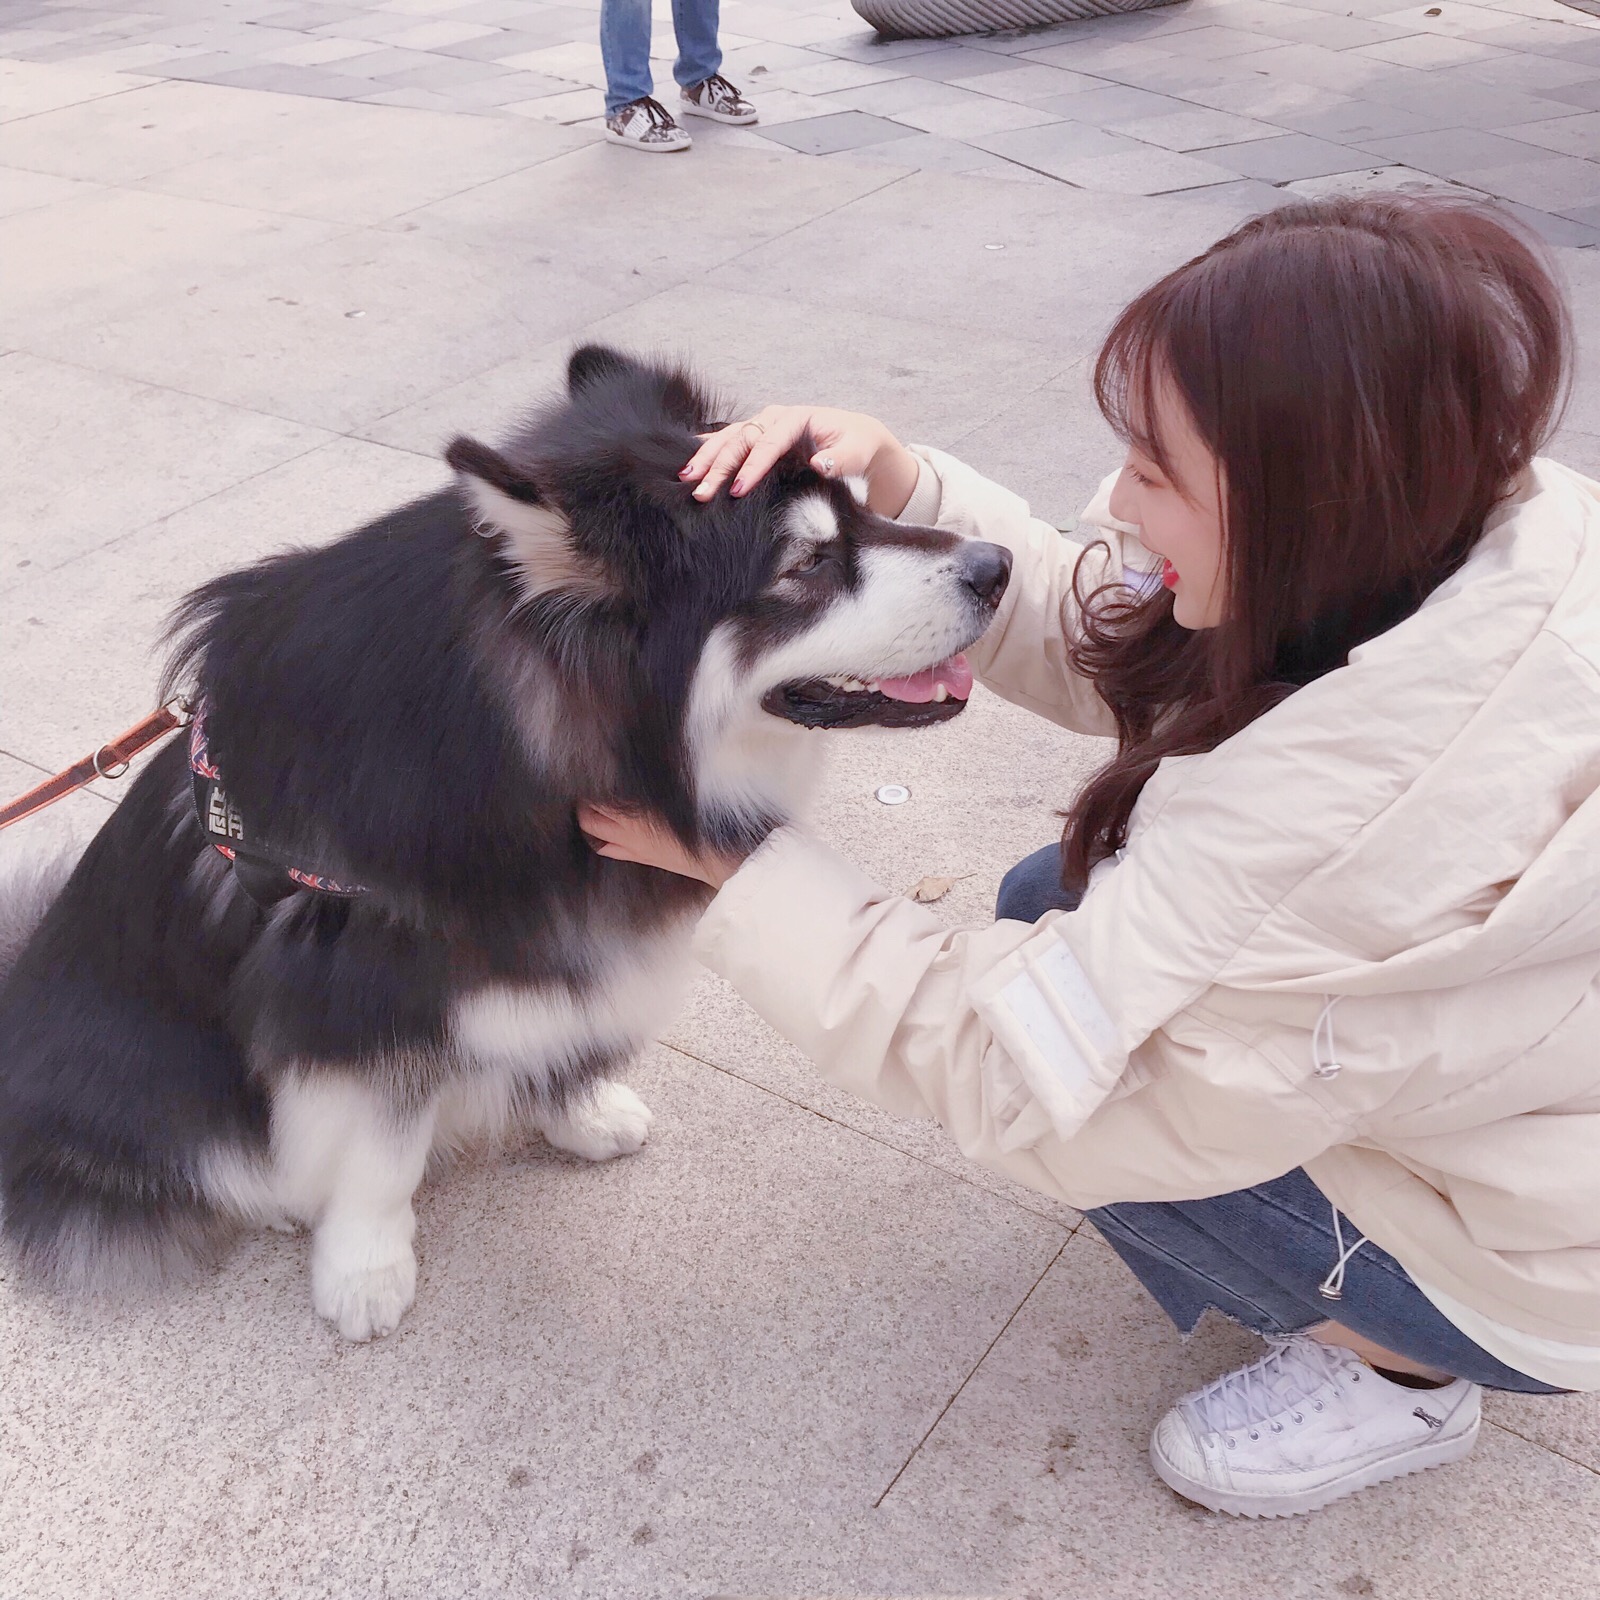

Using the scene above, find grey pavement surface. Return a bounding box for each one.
[3,0,1600,241]
[2,0,1600,1594]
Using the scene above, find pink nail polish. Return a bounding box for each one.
[731,480,746,497]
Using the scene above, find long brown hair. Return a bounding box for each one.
[1061,196,1571,891]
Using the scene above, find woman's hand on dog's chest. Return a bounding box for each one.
[578,803,748,888]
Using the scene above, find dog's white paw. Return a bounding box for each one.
[537,1080,654,1161]
[311,1232,417,1341]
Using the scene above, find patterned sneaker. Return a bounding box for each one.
[605,97,691,153]
[679,73,758,125]
[1149,1333,1481,1519]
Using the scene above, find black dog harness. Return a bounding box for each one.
[189,701,367,905]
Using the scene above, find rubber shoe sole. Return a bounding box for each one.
[604,126,691,152]
[679,98,758,125]
[1150,1413,1480,1519]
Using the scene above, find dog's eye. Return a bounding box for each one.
[783,546,831,580]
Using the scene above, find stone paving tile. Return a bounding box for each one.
[1501,109,1600,157]
[946,59,1107,102]
[1356,30,1520,66]
[1029,81,1195,125]
[891,42,1032,80]
[1111,104,1279,150]
[1463,152,1600,213]
[1355,124,1565,177]
[758,107,915,154]
[756,55,903,94]
[1047,144,1243,192]
[1197,129,1382,180]
[971,118,1149,176]
[1542,80,1600,112]
[1272,93,1458,140]
[819,74,994,117]
[499,83,597,121]
[890,92,1065,138]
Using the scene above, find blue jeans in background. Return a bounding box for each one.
[995,841,1560,1394]
[601,0,721,116]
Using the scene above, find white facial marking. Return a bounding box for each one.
[784,493,840,550]
[754,543,982,691]
[685,624,819,822]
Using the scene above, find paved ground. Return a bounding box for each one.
[3,0,1600,241]
[2,0,1600,1594]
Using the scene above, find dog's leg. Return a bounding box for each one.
[271,1073,435,1341]
[534,1079,654,1161]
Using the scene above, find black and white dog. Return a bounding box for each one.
[0,347,1009,1340]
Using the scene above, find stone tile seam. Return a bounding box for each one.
[1484,1417,1600,1477]
[0,76,157,127]
[659,1039,1084,1233]
[943,357,1096,458]
[873,1231,1075,1508]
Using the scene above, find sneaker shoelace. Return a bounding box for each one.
[1183,1335,1355,1438]
[696,73,744,108]
[623,97,677,135]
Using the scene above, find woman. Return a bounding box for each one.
[579,197,1600,1519]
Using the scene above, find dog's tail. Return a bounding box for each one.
[0,832,258,1293]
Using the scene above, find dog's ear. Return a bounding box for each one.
[567,344,640,396]
[446,434,611,603]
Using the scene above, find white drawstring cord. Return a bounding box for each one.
[1312,995,1345,1080]
[1319,1203,1369,1301]
[1310,996,1365,1296]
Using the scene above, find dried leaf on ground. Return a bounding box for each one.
[906,873,974,904]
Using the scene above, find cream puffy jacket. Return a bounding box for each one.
[694,446,1600,1368]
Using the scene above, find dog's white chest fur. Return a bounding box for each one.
[437,921,697,1148]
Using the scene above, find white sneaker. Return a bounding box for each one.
[605,97,691,153]
[679,73,758,125]
[1150,1334,1480,1518]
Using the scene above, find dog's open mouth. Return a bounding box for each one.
[763,654,975,729]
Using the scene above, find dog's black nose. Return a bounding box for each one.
[959,541,1012,605]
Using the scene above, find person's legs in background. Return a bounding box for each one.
[600,0,653,117]
[673,0,758,125]
[601,0,692,150]
[671,0,719,96]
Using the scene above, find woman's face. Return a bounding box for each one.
[1107,384,1227,629]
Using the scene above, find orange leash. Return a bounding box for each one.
[0,701,191,831]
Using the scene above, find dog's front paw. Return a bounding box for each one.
[311,1233,417,1341]
[537,1080,654,1162]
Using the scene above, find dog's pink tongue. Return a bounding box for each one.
[876,654,974,704]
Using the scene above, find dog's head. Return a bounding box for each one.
[446,346,1010,838]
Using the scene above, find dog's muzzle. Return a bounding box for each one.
[762,541,1011,730]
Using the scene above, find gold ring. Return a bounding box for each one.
[741,420,766,441]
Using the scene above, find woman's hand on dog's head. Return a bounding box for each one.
[682,405,921,519]
[578,803,748,889]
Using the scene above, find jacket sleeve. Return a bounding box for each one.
[693,827,1349,1211]
[898,447,1161,739]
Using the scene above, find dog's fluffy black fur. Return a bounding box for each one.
[0,345,1009,1336]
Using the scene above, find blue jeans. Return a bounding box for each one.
[601,0,721,116]
[996,842,1563,1394]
